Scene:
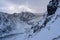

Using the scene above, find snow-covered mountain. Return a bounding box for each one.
[0,0,60,40]
[0,11,43,40]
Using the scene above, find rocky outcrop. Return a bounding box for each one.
[47,0,59,16]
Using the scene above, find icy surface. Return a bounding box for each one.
[0,1,60,40]
[0,7,60,40]
[29,7,60,40]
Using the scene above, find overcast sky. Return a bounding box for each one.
[0,0,50,14]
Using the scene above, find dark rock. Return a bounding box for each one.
[47,0,58,16]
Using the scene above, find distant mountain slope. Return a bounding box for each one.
[0,11,43,39]
[0,0,60,40]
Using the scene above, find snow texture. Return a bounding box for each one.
[0,1,60,40]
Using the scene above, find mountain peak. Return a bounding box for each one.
[18,5,35,13]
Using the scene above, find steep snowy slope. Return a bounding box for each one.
[0,1,60,40]
[0,12,32,40]
[0,11,43,40]
[28,7,60,40]
[0,7,60,40]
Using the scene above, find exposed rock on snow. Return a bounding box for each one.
[0,0,60,40]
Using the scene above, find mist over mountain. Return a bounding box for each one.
[0,0,60,40]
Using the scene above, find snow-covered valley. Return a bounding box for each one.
[0,0,60,40]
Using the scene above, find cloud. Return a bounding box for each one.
[0,0,50,13]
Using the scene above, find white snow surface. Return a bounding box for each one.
[29,7,60,40]
[1,2,60,40]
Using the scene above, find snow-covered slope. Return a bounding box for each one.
[28,2,60,40]
[29,7,60,40]
[0,11,43,40]
[0,7,60,40]
[0,1,60,40]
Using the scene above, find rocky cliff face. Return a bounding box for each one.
[0,0,60,40]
